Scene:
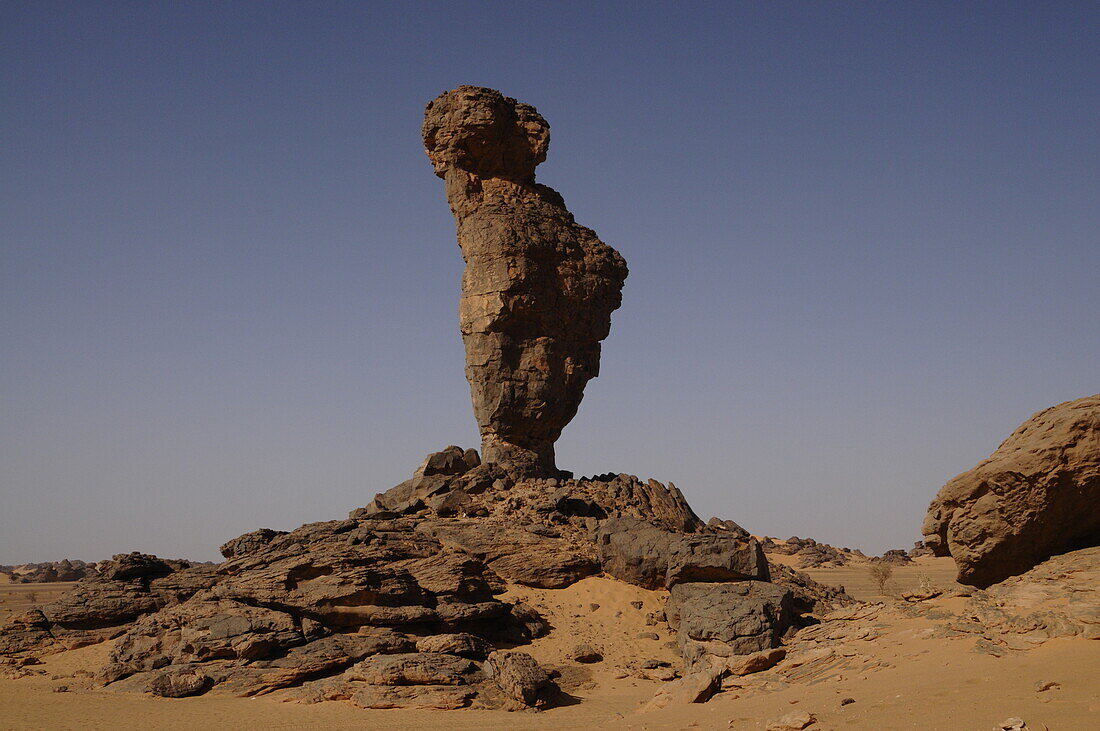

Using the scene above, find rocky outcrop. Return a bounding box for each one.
[0,446,851,711]
[0,86,858,713]
[423,86,628,476]
[922,394,1100,587]
[1,559,97,584]
[871,549,913,566]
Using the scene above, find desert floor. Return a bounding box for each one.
[2,557,1097,730]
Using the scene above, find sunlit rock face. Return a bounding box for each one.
[922,394,1100,588]
[423,85,628,476]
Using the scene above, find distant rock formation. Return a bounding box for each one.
[760,536,853,568]
[423,86,628,476]
[922,394,1100,588]
[1,559,97,584]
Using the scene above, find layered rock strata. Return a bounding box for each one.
[423,86,628,475]
[922,394,1100,587]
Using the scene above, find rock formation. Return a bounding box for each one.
[0,446,851,710]
[0,88,857,713]
[423,85,628,476]
[1,559,97,584]
[922,394,1100,588]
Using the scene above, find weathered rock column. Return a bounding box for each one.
[423,86,628,475]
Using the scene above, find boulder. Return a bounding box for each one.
[666,532,769,586]
[766,710,817,730]
[484,650,554,708]
[667,581,795,660]
[569,643,603,663]
[922,394,1100,587]
[415,633,493,660]
[345,652,480,686]
[641,664,724,710]
[0,610,54,655]
[596,518,767,589]
[219,529,286,560]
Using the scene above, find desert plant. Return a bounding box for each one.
[868,563,893,595]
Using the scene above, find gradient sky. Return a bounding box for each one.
[2,1,1097,563]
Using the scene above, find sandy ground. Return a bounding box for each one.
[0,579,75,626]
[3,564,1098,730]
[794,555,965,601]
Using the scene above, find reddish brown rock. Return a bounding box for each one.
[922,394,1100,587]
[423,86,628,475]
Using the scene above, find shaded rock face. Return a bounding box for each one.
[423,86,628,476]
[922,394,1100,588]
[666,581,795,666]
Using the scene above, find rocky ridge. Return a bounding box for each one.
[0,447,851,710]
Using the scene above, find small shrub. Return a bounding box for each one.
[868,563,893,595]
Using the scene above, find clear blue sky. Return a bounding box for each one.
[2,1,1097,562]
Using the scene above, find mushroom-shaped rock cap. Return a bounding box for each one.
[423,85,550,181]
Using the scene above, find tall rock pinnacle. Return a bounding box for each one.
[423,86,628,475]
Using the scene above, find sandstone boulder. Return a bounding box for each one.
[147,669,209,697]
[922,394,1100,587]
[484,650,555,708]
[415,633,493,660]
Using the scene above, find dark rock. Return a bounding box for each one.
[667,581,795,661]
[872,549,913,566]
[707,518,751,539]
[419,446,472,477]
[766,561,854,616]
[219,529,286,560]
[596,518,767,589]
[99,553,174,582]
[666,533,769,586]
[415,633,493,660]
